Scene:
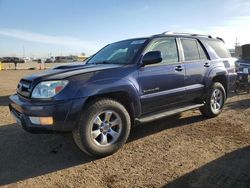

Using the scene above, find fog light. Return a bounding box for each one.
[29,116,53,125]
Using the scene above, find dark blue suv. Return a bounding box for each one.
[9,32,236,157]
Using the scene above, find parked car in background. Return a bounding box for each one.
[9,32,236,157]
[33,58,42,64]
[1,57,12,63]
[235,59,250,73]
[1,57,25,63]
[54,55,78,63]
[45,58,54,63]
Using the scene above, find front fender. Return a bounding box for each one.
[75,78,141,117]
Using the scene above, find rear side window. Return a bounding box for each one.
[181,39,200,61]
[181,39,208,61]
[207,40,231,58]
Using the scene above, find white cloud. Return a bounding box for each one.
[229,0,250,15]
[208,16,250,48]
[171,15,250,49]
[0,28,103,54]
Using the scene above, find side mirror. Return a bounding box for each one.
[142,51,162,66]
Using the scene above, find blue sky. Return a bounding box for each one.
[0,0,250,57]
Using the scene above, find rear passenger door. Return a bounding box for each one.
[179,38,210,100]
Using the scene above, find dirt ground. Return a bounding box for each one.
[0,70,249,188]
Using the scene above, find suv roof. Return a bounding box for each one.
[151,31,224,42]
[118,31,224,44]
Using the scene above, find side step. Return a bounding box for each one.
[136,103,204,123]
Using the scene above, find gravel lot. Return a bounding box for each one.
[0,70,249,188]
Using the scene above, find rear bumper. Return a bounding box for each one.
[9,94,87,133]
[227,72,237,91]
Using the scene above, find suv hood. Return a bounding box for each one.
[17,63,123,98]
[23,63,122,82]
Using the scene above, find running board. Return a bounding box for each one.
[136,104,204,123]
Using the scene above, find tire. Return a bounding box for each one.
[73,98,131,157]
[200,82,226,118]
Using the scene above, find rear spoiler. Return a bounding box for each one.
[216,37,225,43]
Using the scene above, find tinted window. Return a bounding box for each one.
[145,38,179,64]
[197,42,208,60]
[87,39,146,65]
[207,40,231,58]
[181,39,200,61]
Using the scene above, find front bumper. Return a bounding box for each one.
[9,94,87,133]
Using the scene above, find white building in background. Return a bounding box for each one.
[23,57,31,62]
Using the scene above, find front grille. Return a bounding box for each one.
[17,79,32,98]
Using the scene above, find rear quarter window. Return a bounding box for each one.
[207,40,231,58]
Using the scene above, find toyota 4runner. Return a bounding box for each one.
[9,32,237,157]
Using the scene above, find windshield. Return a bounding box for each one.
[87,39,147,65]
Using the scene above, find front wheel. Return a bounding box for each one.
[200,82,226,118]
[73,98,131,157]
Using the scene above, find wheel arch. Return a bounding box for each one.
[212,75,228,97]
[83,91,139,127]
[206,67,228,98]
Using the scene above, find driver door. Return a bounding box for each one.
[138,37,186,114]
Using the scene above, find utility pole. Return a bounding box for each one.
[234,37,242,58]
[234,37,240,47]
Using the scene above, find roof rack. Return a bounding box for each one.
[161,31,213,38]
[216,37,224,42]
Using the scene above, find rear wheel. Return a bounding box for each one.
[73,98,131,157]
[200,82,226,118]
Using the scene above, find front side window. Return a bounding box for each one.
[144,38,179,64]
[87,39,147,65]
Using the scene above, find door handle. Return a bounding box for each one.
[175,65,183,71]
[204,62,210,68]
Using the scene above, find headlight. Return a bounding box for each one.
[31,80,68,99]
